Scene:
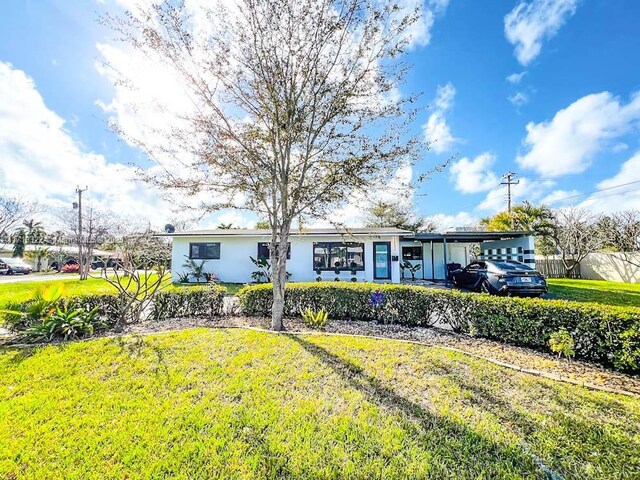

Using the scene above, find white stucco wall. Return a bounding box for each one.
[171,234,402,284]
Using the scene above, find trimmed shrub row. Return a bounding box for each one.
[237,282,640,372]
[151,285,226,321]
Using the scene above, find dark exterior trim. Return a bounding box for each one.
[524,259,535,264]
[189,242,221,260]
[523,249,535,254]
[373,241,392,280]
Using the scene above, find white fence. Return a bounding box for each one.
[536,253,640,283]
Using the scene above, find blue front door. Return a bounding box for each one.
[373,242,391,280]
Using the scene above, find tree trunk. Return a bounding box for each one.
[271,225,291,331]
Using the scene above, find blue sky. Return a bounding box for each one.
[1,0,640,229]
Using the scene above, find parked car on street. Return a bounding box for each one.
[452,260,547,297]
[91,258,123,270]
[0,257,33,275]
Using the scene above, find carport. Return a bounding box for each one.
[399,230,535,282]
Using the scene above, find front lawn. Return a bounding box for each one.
[0,277,244,307]
[547,278,640,308]
[1,328,637,479]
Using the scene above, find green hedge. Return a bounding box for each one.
[151,285,226,321]
[237,282,640,372]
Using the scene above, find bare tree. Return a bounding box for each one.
[103,0,434,330]
[0,195,36,239]
[100,232,172,330]
[549,208,603,274]
[59,206,120,280]
[600,210,640,268]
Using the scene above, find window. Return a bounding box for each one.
[189,242,220,259]
[402,246,422,260]
[313,242,365,271]
[257,242,291,260]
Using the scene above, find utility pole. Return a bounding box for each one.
[501,172,519,229]
[73,186,88,279]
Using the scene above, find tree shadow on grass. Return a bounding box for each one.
[2,346,37,365]
[286,334,546,479]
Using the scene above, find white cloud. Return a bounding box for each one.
[0,61,189,230]
[504,0,578,66]
[508,91,529,107]
[449,152,499,194]
[612,142,629,153]
[401,0,451,49]
[476,177,555,213]
[573,152,640,213]
[517,91,640,177]
[540,189,580,205]
[506,71,527,84]
[426,211,477,231]
[423,82,457,154]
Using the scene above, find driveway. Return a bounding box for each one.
[0,273,81,284]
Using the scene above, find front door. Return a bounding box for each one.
[373,242,391,280]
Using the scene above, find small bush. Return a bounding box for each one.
[549,328,576,359]
[237,282,640,372]
[300,307,328,329]
[61,263,79,273]
[23,305,104,342]
[151,285,226,321]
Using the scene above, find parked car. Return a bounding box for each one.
[91,258,123,270]
[452,260,547,297]
[0,259,8,275]
[0,257,33,275]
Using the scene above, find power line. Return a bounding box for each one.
[546,179,640,205]
[500,172,520,215]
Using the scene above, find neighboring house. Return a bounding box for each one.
[164,227,535,284]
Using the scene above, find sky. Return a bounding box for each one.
[1,0,639,231]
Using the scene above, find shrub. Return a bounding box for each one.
[61,263,79,273]
[549,328,576,359]
[237,283,441,327]
[300,307,328,329]
[3,293,121,332]
[151,285,226,321]
[237,282,640,372]
[23,305,104,342]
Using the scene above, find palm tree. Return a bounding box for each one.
[23,219,46,244]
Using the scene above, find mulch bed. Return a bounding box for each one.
[3,315,639,396]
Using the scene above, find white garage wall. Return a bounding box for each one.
[171,234,401,284]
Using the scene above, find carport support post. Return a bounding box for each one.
[443,238,448,287]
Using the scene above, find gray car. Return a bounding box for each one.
[0,257,33,275]
[452,260,547,297]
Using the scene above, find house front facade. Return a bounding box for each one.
[166,228,408,284]
[165,227,537,284]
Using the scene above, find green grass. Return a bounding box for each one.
[547,278,640,308]
[0,277,244,307]
[1,329,638,479]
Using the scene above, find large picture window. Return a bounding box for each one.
[402,246,423,261]
[313,242,365,271]
[189,242,221,259]
[257,242,291,259]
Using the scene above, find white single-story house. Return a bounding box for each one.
[163,227,536,284]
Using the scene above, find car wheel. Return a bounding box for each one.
[7,269,13,275]
[480,280,491,294]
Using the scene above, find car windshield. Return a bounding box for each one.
[490,261,532,271]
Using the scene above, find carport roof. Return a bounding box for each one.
[402,230,533,243]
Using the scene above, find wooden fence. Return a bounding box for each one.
[536,258,581,279]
